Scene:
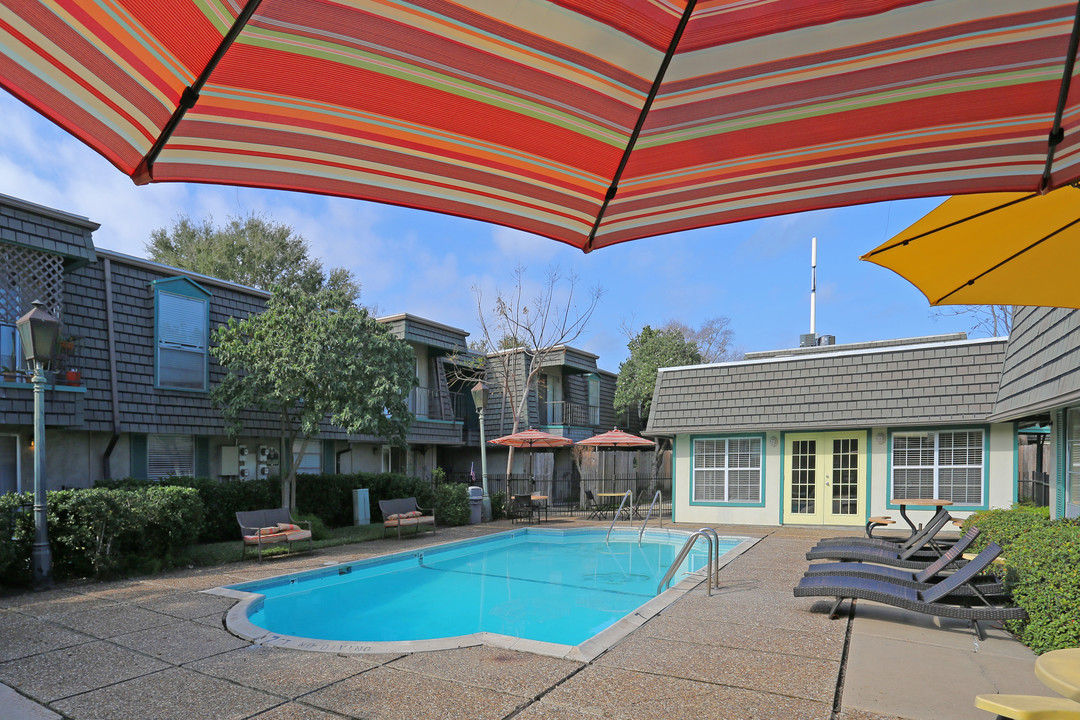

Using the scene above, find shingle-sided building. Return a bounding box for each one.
[645,334,1016,528]
[990,306,1080,520]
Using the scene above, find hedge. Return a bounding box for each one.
[960,505,1052,553]
[1003,522,1080,653]
[97,472,452,541]
[0,486,203,586]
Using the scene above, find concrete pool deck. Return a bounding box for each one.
[0,521,1050,720]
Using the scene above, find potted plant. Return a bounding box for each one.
[1,366,25,383]
[64,368,81,386]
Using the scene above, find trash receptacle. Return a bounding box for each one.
[467,486,483,524]
[352,488,371,525]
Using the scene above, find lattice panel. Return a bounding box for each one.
[0,245,63,322]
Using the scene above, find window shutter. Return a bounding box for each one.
[129,433,148,480]
[148,434,194,479]
[195,436,210,478]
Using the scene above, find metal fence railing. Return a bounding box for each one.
[445,473,672,518]
[1018,470,1050,507]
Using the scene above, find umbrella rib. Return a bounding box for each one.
[133,0,265,184]
[1039,0,1080,193]
[583,0,699,253]
[863,194,1037,258]
[934,216,1080,305]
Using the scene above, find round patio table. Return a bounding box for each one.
[895,498,952,539]
[1035,648,1080,702]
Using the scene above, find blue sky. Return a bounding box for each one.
[0,91,968,369]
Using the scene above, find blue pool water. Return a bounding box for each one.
[230,528,742,647]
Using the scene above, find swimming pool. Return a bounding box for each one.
[216,527,753,660]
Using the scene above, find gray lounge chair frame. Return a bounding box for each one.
[815,507,952,550]
[804,527,1003,595]
[794,542,1026,640]
[806,512,961,568]
[378,498,436,539]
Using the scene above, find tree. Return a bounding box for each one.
[211,286,416,510]
[661,316,740,362]
[614,325,702,422]
[467,266,603,475]
[147,213,360,301]
[932,305,1014,337]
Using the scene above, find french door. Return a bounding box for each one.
[785,432,864,525]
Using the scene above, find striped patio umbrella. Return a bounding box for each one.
[577,428,655,448]
[3,2,1080,251]
[489,428,573,449]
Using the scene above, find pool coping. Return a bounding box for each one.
[206,527,759,662]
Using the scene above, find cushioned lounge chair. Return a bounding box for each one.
[814,507,952,549]
[794,542,1026,640]
[804,527,1003,595]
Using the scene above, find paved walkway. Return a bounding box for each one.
[0,522,1049,719]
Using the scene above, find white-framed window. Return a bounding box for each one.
[0,322,22,374]
[155,287,209,391]
[891,429,984,505]
[292,440,322,475]
[587,374,600,426]
[148,434,194,479]
[693,436,762,503]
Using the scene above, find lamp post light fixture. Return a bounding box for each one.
[470,381,491,521]
[17,300,60,590]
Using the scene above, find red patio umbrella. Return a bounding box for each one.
[489,428,574,449]
[577,428,655,448]
[2,2,1079,251]
[489,427,572,489]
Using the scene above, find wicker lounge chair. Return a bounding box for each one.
[794,542,1026,640]
[806,514,961,569]
[236,508,313,562]
[814,507,952,549]
[804,527,1003,595]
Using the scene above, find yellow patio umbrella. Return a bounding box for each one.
[861,185,1080,308]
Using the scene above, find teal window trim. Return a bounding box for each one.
[1012,422,1019,507]
[689,433,766,508]
[886,425,991,511]
[152,277,211,393]
[778,432,785,525]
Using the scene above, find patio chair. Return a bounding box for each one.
[806,515,961,569]
[584,489,606,520]
[814,508,953,550]
[509,494,538,524]
[804,527,1004,595]
[794,542,1026,640]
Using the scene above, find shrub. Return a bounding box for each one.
[431,483,469,526]
[1004,522,1080,653]
[961,505,1052,552]
[293,513,329,540]
[98,477,277,543]
[0,486,203,585]
[490,491,507,521]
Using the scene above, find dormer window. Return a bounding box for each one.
[152,277,211,391]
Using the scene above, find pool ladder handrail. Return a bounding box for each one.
[605,490,633,543]
[637,490,663,547]
[697,527,721,589]
[657,530,714,597]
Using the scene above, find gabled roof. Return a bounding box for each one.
[0,193,98,270]
[646,335,1007,436]
[990,307,1080,422]
[376,313,469,352]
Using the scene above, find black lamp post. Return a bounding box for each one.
[470,381,491,521]
[17,300,59,590]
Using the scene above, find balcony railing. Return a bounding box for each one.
[408,386,465,421]
[541,400,599,427]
